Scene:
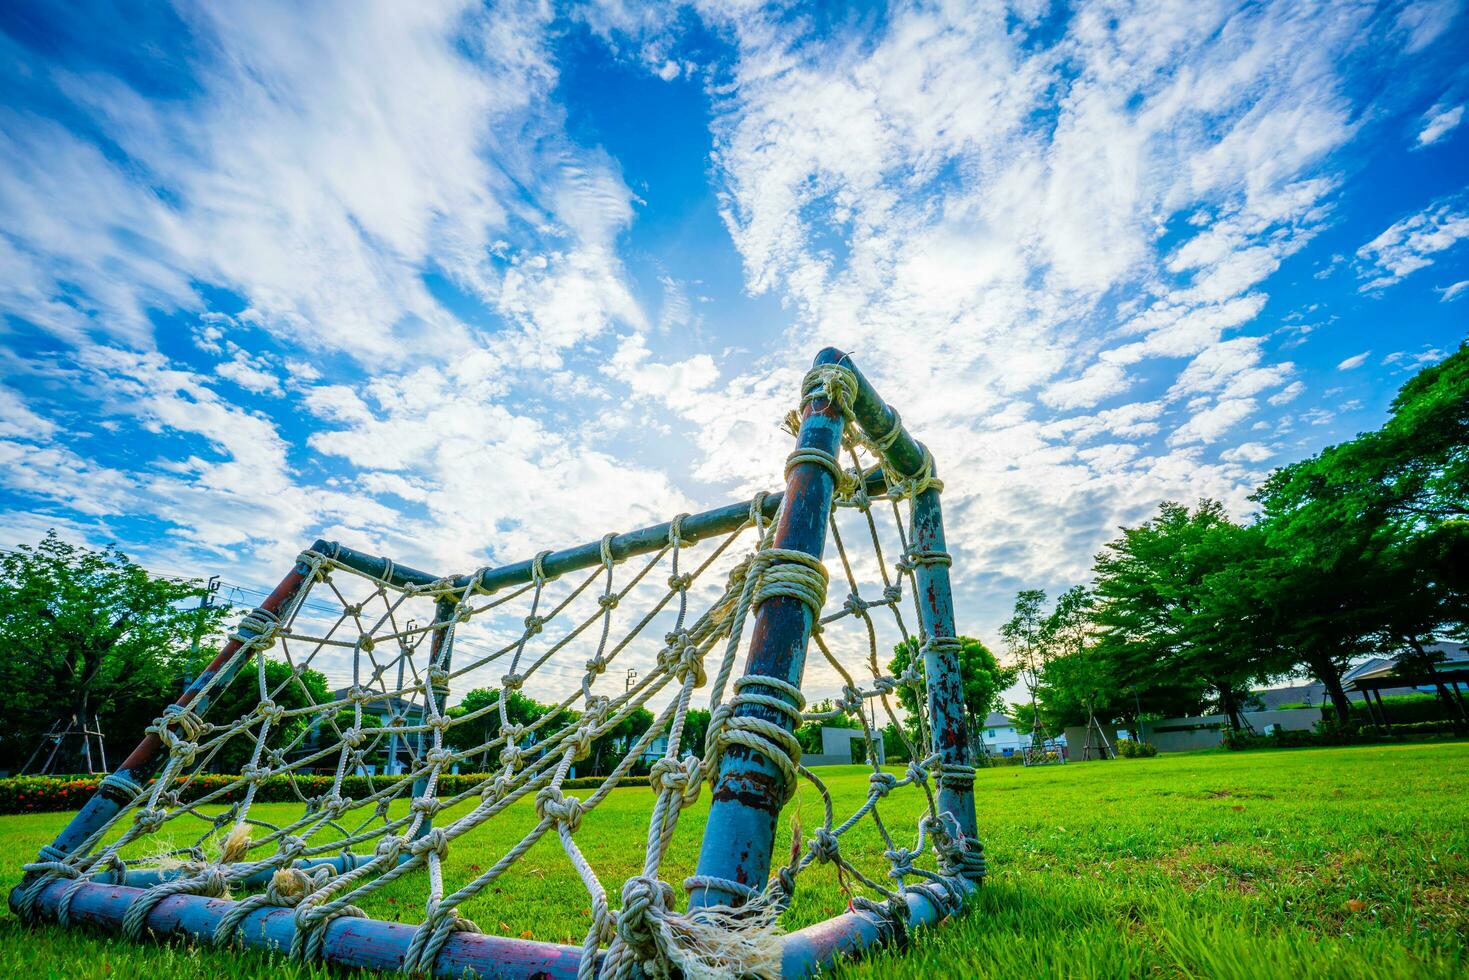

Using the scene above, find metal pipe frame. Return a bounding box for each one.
[16,350,978,978]
[16,871,975,979]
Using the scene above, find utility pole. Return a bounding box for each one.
[185,575,221,685]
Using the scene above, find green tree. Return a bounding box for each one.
[200,658,331,773]
[1253,343,1469,724]
[587,705,655,776]
[679,707,712,758]
[888,635,1015,743]
[1090,501,1280,730]
[0,532,229,772]
[1001,589,1050,736]
[443,688,551,770]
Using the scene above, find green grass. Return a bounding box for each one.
[0,743,1464,978]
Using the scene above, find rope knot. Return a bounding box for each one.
[151,704,207,741]
[425,747,454,767]
[838,685,863,714]
[411,797,443,817]
[585,655,608,676]
[501,672,525,691]
[480,773,513,801]
[410,828,451,859]
[522,615,545,637]
[808,828,841,865]
[884,847,920,881]
[869,771,899,798]
[133,807,167,835]
[800,363,859,418]
[615,875,676,956]
[667,572,694,592]
[843,591,870,615]
[598,593,620,610]
[239,763,271,785]
[659,630,706,687]
[882,583,903,604]
[427,666,450,687]
[535,787,584,831]
[319,794,351,818]
[375,835,406,862]
[255,699,285,724]
[342,728,366,748]
[649,756,703,808]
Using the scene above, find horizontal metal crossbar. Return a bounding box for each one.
[315,467,893,594]
[16,874,975,979]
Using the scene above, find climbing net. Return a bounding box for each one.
[17,364,980,978]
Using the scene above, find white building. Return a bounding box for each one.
[974,711,1028,758]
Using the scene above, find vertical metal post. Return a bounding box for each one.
[909,483,978,841]
[28,547,322,872]
[814,349,979,853]
[687,357,847,909]
[414,598,458,804]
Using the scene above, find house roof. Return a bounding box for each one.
[330,687,421,715]
[1350,643,1469,683]
[981,711,1013,728]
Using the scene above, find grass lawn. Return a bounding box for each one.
[0,742,1464,978]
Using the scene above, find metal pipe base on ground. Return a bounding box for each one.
[12,874,976,979]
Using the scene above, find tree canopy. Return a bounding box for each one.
[889,634,1014,739]
[0,532,229,771]
[1010,342,1468,735]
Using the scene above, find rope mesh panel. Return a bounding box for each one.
[19,366,977,977]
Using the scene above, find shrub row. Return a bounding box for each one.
[0,771,654,816]
[1222,720,1464,751]
[1115,739,1159,758]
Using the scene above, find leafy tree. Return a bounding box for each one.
[1252,343,1469,724]
[199,658,331,773]
[887,635,1015,742]
[1001,589,1050,736]
[443,688,551,770]
[587,705,655,776]
[679,707,712,758]
[0,532,228,772]
[1090,501,1280,730]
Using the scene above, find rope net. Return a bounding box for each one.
[19,365,979,978]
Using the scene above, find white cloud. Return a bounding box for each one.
[1440,279,1469,301]
[1416,102,1465,146]
[1337,351,1371,370]
[1,0,1460,672]
[1221,442,1275,463]
[1169,397,1257,446]
[1356,194,1469,290]
[1268,381,1306,406]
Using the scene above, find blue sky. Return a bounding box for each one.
[2,0,1467,669]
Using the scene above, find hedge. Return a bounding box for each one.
[0,771,653,816]
[1222,720,1464,751]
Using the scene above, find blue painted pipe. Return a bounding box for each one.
[17,872,973,979]
[817,349,979,847]
[687,352,847,910]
